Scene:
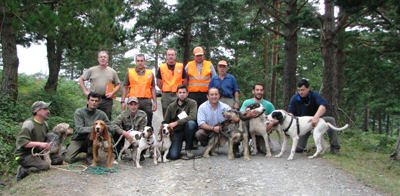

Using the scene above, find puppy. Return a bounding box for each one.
[114,130,142,162]
[222,110,251,161]
[267,110,349,160]
[44,123,73,166]
[89,120,115,169]
[245,103,276,157]
[136,126,155,168]
[153,124,174,165]
[202,124,228,158]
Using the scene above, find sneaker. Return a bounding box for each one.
[330,148,341,156]
[15,165,23,182]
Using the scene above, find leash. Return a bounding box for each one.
[31,137,56,157]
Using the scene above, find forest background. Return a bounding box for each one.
[1,0,400,194]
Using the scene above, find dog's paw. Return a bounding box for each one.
[106,165,112,169]
[136,165,143,169]
[265,153,272,157]
[244,156,251,162]
[203,153,211,158]
[287,157,294,161]
[154,160,158,165]
[163,159,170,163]
[228,155,234,160]
[275,154,282,158]
[308,155,316,159]
[211,151,218,156]
[112,160,118,164]
[157,157,162,162]
[251,151,257,156]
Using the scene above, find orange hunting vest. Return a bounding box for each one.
[160,62,184,92]
[187,60,212,92]
[128,68,153,98]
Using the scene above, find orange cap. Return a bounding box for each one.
[217,60,228,66]
[193,46,204,56]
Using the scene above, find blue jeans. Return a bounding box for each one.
[169,120,197,160]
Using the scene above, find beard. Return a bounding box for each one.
[255,94,263,100]
[179,97,187,102]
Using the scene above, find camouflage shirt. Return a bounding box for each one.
[111,110,147,134]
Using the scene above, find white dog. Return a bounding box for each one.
[153,124,174,165]
[114,130,142,162]
[136,126,155,168]
[267,110,349,160]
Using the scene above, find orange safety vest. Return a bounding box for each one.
[160,62,184,92]
[187,60,212,92]
[128,68,153,98]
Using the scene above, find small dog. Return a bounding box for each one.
[222,110,251,161]
[267,110,349,160]
[136,126,155,168]
[44,123,73,166]
[153,124,174,165]
[245,103,279,157]
[89,120,115,169]
[202,123,228,158]
[114,130,143,162]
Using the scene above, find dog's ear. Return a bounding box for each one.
[135,134,141,140]
[272,112,284,125]
[89,126,96,141]
[169,127,175,143]
[158,126,163,140]
[238,112,248,121]
[103,124,110,140]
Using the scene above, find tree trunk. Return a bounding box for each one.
[270,1,280,107]
[182,24,192,66]
[390,131,400,161]
[282,0,298,109]
[0,13,19,101]
[321,0,338,119]
[378,112,382,134]
[362,108,369,132]
[263,42,269,100]
[372,113,376,133]
[386,114,390,135]
[44,36,62,92]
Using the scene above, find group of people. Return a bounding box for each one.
[14,46,341,182]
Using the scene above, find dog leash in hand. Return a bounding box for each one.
[31,137,56,157]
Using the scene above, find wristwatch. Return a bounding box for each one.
[235,100,239,103]
[121,101,124,103]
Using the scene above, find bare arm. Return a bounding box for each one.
[78,77,90,96]
[233,91,239,110]
[24,142,50,151]
[151,87,157,112]
[121,85,129,110]
[199,123,221,133]
[106,83,121,98]
[308,105,326,126]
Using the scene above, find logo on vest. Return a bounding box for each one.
[148,74,151,78]
[178,69,181,73]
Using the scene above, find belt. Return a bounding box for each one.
[100,95,111,99]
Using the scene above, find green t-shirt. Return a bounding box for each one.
[240,99,275,115]
[14,117,49,157]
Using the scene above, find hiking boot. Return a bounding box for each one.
[330,148,341,156]
[15,165,23,182]
[233,143,241,158]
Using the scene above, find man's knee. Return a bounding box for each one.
[185,121,197,132]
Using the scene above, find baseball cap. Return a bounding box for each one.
[31,101,52,113]
[193,46,204,56]
[127,97,139,104]
[217,60,228,66]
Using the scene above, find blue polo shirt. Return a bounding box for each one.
[288,90,327,117]
[208,74,240,98]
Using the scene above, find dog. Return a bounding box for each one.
[222,110,251,161]
[153,124,174,165]
[114,130,143,162]
[44,123,73,166]
[89,120,115,169]
[267,110,349,160]
[245,103,281,157]
[202,123,228,158]
[136,126,155,168]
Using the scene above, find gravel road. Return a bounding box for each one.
[6,101,387,196]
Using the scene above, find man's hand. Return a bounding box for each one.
[308,116,320,127]
[152,102,157,112]
[246,110,257,118]
[213,126,220,133]
[40,142,51,151]
[105,92,114,99]
[122,131,133,144]
[121,102,126,110]
[266,121,279,133]
[168,122,178,128]
[233,102,239,110]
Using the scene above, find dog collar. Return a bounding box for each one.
[234,119,240,123]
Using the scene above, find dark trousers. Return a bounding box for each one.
[161,92,177,117]
[138,98,153,127]
[98,97,113,120]
[188,92,207,108]
[295,116,341,152]
[17,153,63,179]
[169,121,197,160]
[61,134,93,163]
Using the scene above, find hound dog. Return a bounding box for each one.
[44,123,73,166]
[153,124,174,165]
[89,120,115,169]
[114,130,143,162]
[222,110,251,161]
[136,126,155,168]
[245,103,281,157]
[267,110,349,160]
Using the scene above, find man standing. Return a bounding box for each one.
[185,46,217,108]
[78,51,121,120]
[162,85,197,160]
[121,54,157,127]
[208,60,240,110]
[62,92,111,164]
[112,97,147,153]
[196,87,231,148]
[288,78,341,155]
[15,101,62,182]
[157,48,188,116]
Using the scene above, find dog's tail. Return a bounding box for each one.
[114,135,124,147]
[327,123,349,131]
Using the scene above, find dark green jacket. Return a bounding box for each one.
[111,109,147,134]
[162,97,197,132]
[72,106,111,141]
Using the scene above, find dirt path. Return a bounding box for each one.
[6,101,387,196]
